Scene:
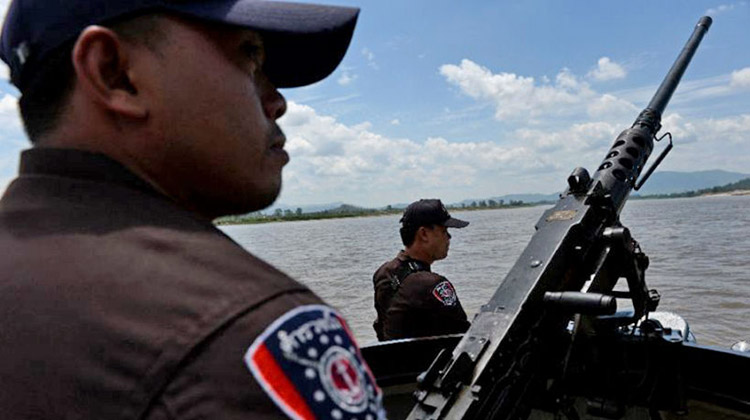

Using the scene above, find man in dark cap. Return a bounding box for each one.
[372,199,471,341]
[0,1,386,419]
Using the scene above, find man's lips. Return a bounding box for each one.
[269,135,289,164]
[270,134,286,149]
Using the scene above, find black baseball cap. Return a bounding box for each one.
[0,0,359,91]
[400,199,469,229]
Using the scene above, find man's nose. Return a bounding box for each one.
[263,87,287,120]
[259,71,287,120]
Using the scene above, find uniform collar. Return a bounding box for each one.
[396,250,431,272]
[19,148,159,195]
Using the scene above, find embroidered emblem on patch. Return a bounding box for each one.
[432,280,457,306]
[244,305,385,420]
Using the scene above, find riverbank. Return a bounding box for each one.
[703,189,750,197]
[216,180,750,226]
[215,201,545,225]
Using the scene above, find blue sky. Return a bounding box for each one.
[1,1,749,209]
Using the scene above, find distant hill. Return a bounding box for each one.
[261,170,749,214]
[457,193,559,206]
[635,170,750,195]
[637,176,750,199]
[463,171,750,203]
[324,204,367,214]
[266,201,346,214]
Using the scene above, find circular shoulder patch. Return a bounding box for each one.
[244,305,386,420]
[432,280,458,306]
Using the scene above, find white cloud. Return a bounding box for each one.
[0,62,8,82]
[587,57,627,81]
[390,119,400,125]
[687,113,750,145]
[0,93,26,196]
[337,71,357,86]
[277,99,750,207]
[439,59,637,123]
[655,113,750,172]
[501,112,750,184]
[516,121,619,154]
[587,94,639,119]
[706,1,747,16]
[277,101,549,205]
[440,59,591,121]
[511,122,626,179]
[325,94,360,104]
[0,0,10,22]
[730,67,750,89]
[0,93,21,130]
[361,48,378,70]
[1,0,14,83]
[0,93,15,110]
[613,71,750,107]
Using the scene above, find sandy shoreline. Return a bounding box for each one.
[702,189,750,197]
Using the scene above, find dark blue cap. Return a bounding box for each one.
[0,0,359,91]
[400,199,469,229]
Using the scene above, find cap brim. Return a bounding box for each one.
[171,1,359,88]
[444,217,469,228]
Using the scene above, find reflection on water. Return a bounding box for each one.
[222,195,750,347]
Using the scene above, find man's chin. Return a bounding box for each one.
[244,183,283,213]
[204,184,281,219]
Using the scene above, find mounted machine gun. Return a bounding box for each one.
[407,16,713,420]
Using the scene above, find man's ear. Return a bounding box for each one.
[72,26,148,119]
[416,226,429,243]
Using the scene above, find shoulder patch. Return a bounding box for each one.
[432,280,458,306]
[244,305,386,420]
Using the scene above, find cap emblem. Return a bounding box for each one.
[14,41,30,66]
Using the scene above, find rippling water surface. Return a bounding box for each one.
[222,195,750,347]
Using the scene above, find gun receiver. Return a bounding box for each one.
[407,17,711,420]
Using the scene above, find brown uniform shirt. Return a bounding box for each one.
[372,251,470,341]
[0,148,384,420]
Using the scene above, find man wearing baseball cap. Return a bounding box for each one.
[372,199,471,341]
[0,1,386,419]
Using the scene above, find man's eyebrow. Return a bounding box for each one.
[240,33,266,61]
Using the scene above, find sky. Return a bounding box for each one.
[1,1,749,209]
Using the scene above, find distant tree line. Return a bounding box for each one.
[452,199,531,209]
[215,177,750,226]
[216,204,394,225]
[634,177,750,200]
[215,198,538,225]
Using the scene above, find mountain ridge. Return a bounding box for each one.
[267,170,750,214]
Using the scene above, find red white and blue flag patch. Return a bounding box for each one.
[244,305,386,420]
[432,280,458,306]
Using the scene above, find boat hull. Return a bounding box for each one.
[361,334,750,419]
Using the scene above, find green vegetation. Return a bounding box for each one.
[216,204,393,225]
[215,199,541,225]
[216,177,750,225]
[634,177,750,200]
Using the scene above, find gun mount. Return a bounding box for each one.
[407,17,712,420]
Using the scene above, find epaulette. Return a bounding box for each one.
[389,260,427,291]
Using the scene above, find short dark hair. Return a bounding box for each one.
[399,225,418,247]
[400,224,441,247]
[18,14,166,142]
[17,40,76,142]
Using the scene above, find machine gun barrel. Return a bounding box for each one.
[407,17,711,420]
[589,16,711,215]
[647,16,712,115]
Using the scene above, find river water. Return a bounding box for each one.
[221,195,750,348]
